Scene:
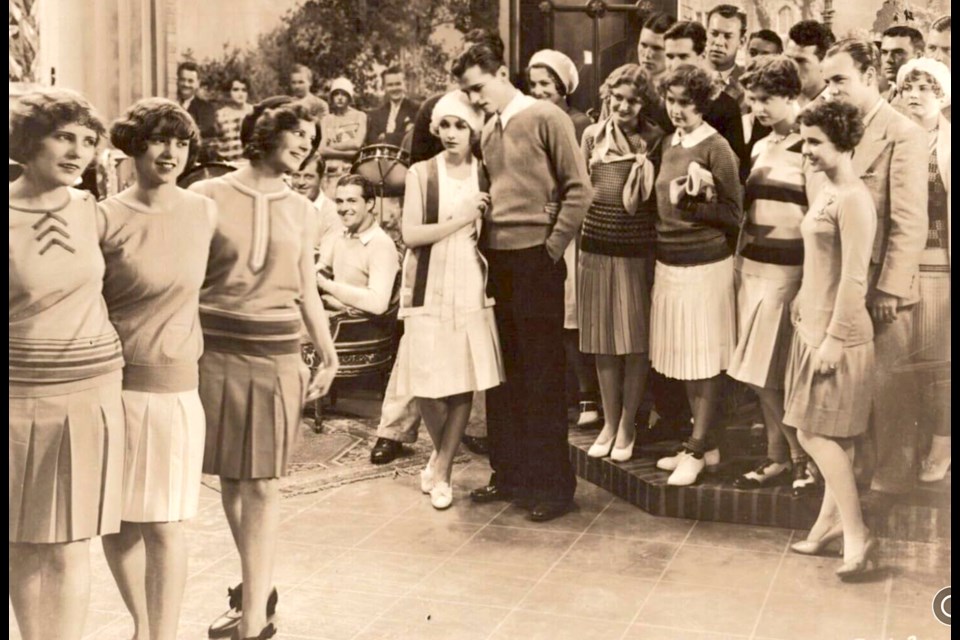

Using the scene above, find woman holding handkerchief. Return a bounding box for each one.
[579,64,664,462]
[650,64,743,486]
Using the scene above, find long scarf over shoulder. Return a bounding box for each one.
[589,116,656,215]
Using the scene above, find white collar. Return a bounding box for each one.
[344,222,381,246]
[671,122,717,148]
[716,66,735,82]
[498,92,537,129]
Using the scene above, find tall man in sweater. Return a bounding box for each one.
[817,39,928,511]
[454,42,593,522]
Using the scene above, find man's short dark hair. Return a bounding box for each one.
[336,173,376,201]
[825,38,881,74]
[788,20,836,60]
[642,12,677,36]
[464,29,506,61]
[452,43,504,78]
[177,61,200,78]
[707,4,747,36]
[664,21,707,56]
[931,15,951,32]
[749,29,783,53]
[227,77,250,92]
[381,65,404,82]
[882,25,925,52]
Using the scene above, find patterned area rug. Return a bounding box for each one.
[202,413,476,498]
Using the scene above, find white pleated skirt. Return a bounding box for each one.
[650,257,736,380]
[119,389,206,523]
[726,257,802,389]
[563,242,578,330]
[395,307,505,399]
[914,270,951,362]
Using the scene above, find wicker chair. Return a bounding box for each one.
[302,271,401,431]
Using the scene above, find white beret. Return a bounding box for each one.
[897,57,951,102]
[430,90,484,136]
[528,49,580,95]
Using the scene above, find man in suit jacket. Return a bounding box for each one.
[817,39,928,507]
[705,5,748,112]
[176,61,218,163]
[364,66,421,148]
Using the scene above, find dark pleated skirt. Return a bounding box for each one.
[200,351,309,480]
[9,372,125,543]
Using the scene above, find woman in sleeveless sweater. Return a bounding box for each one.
[786,102,878,579]
[190,97,339,640]
[98,98,217,640]
[394,91,505,510]
[650,65,743,487]
[578,64,663,463]
[728,56,816,494]
[894,59,952,482]
[9,89,125,640]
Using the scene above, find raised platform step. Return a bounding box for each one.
[569,426,951,544]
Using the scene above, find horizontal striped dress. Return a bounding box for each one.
[727,132,806,390]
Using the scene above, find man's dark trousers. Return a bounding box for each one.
[484,245,576,504]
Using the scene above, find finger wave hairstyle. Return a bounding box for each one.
[9,88,106,164]
[797,100,864,152]
[110,97,200,169]
[240,96,317,162]
[741,55,802,99]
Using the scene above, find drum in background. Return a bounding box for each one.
[176,162,237,189]
[352,144,410,199]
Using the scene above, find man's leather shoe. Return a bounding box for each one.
[370,438,403,465]
[461,435,489,456]
[528,501,575,522]
[470,484,512,503]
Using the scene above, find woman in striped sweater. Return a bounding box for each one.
[728,56,816,493]
[10,89,125,640]
[650,65,744,486]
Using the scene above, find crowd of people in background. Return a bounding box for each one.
[9,7,951,640]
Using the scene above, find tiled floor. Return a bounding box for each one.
[9,457,951,640]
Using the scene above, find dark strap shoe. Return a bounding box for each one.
[208,583,278,638]
[370,437,404,465]
[231,622,277,640]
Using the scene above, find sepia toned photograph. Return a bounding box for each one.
[9,0,951,639]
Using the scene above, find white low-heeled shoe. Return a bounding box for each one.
[610,430,637,463]
[919,456,951,483]
[420,451,438,494]
[587,433,616,458]
[430,481,453,509]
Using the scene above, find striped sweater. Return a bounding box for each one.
[654,128,743,265]
[9,189,124,392]
[739,132,807,266]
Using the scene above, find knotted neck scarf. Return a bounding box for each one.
[589,116,655,215]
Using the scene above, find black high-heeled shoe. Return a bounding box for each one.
[790,522,844,557]
[836,535,879,581]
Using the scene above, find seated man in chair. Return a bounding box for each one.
[317,174,400,316]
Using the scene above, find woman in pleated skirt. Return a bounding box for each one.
[98,98,217,640]
[190,97,339,640]
[9,90,126,640]
[786,102,878,579]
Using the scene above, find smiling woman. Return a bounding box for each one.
[187,95,338,640]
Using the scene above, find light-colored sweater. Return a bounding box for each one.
[480,99,593,260]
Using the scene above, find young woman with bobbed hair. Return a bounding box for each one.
[787,101,878,580]
[97,97,217,640]
[9,89,125,640]
[650,64,743,486]
[190,96,339,640]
